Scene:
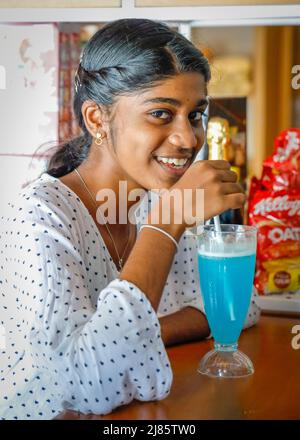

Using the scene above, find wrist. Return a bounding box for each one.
[146,197,185,242]
[155,222,185,243]
[139,224,179,252]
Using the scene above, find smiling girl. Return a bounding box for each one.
[0,18,260,420]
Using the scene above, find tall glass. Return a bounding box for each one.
[195,224,257,378]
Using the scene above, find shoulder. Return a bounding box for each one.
[7,172,87,220]
[19,172,81,210]
[0,173,87,236]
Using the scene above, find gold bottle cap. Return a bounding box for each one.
[207,117,230,161]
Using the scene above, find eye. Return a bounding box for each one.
[148,108,207,123]
[149,110,172,120]
[189,110,207,121]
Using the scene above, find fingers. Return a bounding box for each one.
[223,192,246,210]
[217,169,239,183]
[194,160,231,171]
[221,182,244,195]
[207,160,231,170]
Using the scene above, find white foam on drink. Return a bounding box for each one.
[198,245,256,258]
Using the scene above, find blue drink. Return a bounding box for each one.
[198,252,256,345]
[190,224,257,378]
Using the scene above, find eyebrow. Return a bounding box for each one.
[141,97,209,107]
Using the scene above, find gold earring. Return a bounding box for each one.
[95,132,103,146]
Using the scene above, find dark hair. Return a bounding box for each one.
[47,18,211,177]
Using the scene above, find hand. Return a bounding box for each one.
[167,160,245,227]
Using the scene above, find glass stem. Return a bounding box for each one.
[214,342,238,352]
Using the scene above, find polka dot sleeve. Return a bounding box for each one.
[243,287,261,329]
[0,188,172,419]
[45,277,173,415]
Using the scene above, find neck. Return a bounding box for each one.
[75,153,145,229]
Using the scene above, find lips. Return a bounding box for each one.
[156,156,189,167]
[153,155,193,176]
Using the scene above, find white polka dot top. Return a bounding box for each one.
[0,172,260,420]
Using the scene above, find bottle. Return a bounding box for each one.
[207,117,243,225]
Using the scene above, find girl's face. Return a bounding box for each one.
[107,72,208,190]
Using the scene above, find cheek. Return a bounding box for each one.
[115,140,155,175]
[124,129,163,163]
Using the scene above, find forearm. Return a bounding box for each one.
[158,306,210,347]
[120,198,185,312]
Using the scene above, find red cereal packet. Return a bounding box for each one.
[248,129,300,295]
[261,129,300,191]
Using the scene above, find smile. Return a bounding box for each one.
[153,155,192,176]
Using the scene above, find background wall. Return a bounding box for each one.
[0,24,59,204]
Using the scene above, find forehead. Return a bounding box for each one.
[118,72,207,108]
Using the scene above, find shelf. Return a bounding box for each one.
[256,292,300,316]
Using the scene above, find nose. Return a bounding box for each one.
[167,118,204,151]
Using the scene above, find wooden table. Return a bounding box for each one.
[56,315,300,420]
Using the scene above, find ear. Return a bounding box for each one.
[81,100,107,139]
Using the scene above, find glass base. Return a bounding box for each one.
[198,343,254,378]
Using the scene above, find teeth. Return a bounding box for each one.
[156,156,189,166]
